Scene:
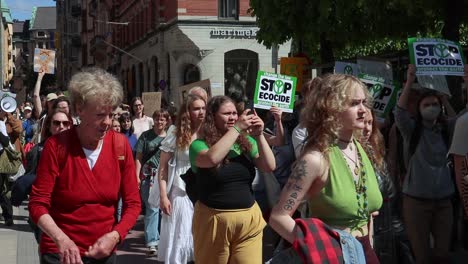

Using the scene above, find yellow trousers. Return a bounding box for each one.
[192,202,266,264]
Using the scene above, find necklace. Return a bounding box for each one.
[340,145,359,175]
[340,143,369,219]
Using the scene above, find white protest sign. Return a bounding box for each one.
[359,74,401,122]
[254,71,297,113]
[408,37,465,76]
[335,61,359,76]
[33,48,56,74]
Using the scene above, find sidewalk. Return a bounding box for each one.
[0,203,159,264]
[0,204,40,264]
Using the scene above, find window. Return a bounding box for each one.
[219,0,238,19]
[37,31,46,37]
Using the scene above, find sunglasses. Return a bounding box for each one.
[52,120,71,127]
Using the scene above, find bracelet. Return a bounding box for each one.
[233,125,241,134]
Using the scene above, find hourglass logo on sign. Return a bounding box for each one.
[254,71,297,113]
[408,37,465,76]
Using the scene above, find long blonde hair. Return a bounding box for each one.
[300,74,371,159]
[175,94,205,150]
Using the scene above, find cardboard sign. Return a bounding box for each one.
[280,57,309,92]
[359,74,401,123]
[408,37,465,76]
[254,71,296,113]
[176,79,211,105]
[335,62,359,76]
[142,92,162,117]
[33,48,56,74]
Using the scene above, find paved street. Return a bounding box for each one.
[0,202,160,264]
[3,202,467,264]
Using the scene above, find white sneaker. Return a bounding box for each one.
[148,246,157,255]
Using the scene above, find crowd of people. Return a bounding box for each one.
[0,64,467,264]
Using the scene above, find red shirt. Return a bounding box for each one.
[29,128,141,255]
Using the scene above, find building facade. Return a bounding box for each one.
[12,19,30,99]
[119,0,290,105]
[80,0,290,105]
[56,0,82,88]
[1,0,13,88]
[29,7,56,70]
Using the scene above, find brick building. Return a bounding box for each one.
[81,0,290,105]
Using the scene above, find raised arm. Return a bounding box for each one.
[269,151,327,243]
[397,64,416,110]
[250,113,276,172]
[264,106,285,147]
[194,109,253,168]
[33,71,46,118]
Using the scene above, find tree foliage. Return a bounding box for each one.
[249,0,468,109]
[249,0,468,62]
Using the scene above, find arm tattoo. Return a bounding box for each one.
[282,160,307,211]
[290,160,307,182]
[282,192,299,211]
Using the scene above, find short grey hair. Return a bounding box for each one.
[68,67,123,113]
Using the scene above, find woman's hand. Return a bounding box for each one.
[270,106,282,122]
[160,196,172,216]
[249,110,264,137]
[56,236,83,264]
[84,231,119,260]
[234,109,254,131]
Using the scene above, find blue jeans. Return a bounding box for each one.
[334,229,366,264]
[140,177,160,247]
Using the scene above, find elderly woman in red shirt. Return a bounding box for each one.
[29,68,141,264]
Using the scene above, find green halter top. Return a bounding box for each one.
[307,141,383,231]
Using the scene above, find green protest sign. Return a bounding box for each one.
[254,71,297,113]
[408,37,465,76]
[359,74,401,122]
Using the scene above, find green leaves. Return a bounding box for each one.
[249,0,468,63]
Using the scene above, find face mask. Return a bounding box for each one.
[420,105,441,121]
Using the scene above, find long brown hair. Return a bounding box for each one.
[203,96,252,154]
[360,109,386,172]
[175,94,205,150]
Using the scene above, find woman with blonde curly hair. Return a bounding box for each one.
[157,94,206,263]
[189,95,275,263]
[270,74,382,263]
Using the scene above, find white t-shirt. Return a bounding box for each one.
[82,140,103,169]
[292,124,308,158]
[133,115,154,139]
